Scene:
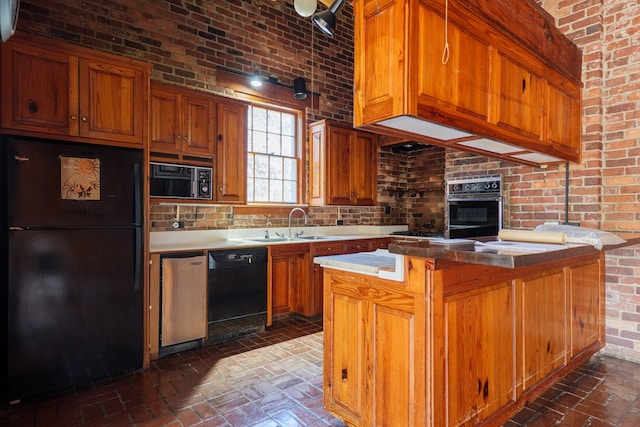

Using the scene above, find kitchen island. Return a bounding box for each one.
[318,236,640,427]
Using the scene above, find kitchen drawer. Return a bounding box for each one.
[313,241,347,256]
[344,239,370,254]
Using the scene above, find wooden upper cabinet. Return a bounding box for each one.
[1,32,149,147]
[309,120,377,206]
[353,0,583,165]
[215,99,247,204]
[78,58,146,144]
[150,86,181,153]
[418,5,490,120]
[150,83,215,158]
[493,52,544,140]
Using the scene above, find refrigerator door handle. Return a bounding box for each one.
[134,227,142,291]
[133,162,142,226]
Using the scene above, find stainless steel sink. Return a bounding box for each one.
[297,235,333,240]
[247,237,295,242]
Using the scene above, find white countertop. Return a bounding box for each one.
[150,225,408,252]
[314,249,405,282]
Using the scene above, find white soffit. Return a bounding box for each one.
[456,138,521,154]
[377,116,473,141]
[509,152,563,164]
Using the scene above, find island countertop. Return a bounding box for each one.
[387,234,640,269]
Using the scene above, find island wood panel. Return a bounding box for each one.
[323,251,605,427]
[569,258,604,358]
[444,282,515,426]
[518,269,567,392]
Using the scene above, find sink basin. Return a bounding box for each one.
[297,235,333,240]
[247,237,295,242]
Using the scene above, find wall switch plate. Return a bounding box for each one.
[336,219,344,225]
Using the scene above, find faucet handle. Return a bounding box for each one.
[275,232,284,238]
[295,230,304,238]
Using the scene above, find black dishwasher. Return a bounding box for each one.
[207,247,268,343]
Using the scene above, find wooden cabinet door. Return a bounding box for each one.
[325,125,353,205]
[351,131,377,206]
[271,253,294,316]
[520,269,567,391]
[150,86,182,153]
[78,58,146,145]
[546,80,581,159]
[270,244,311,316]
[494,53,544,139]
[1,40,78,135]
[418,5,490,120]
[569,258,603,358]
[216,100,247,203]
[445,282,515,426]
[324,282,368,425]
[181,94,215,155]
[311,241,346,315]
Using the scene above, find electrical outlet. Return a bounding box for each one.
[336,219,344,226]
[171,221,185,229]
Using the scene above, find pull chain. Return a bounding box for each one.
[441,0,450,64]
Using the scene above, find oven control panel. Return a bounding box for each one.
[448,176,502,196]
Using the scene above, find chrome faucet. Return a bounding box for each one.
[265,221,272,239]
[288,207,308,238]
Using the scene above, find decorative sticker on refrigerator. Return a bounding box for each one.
[60,156,101,200]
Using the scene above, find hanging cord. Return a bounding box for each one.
[441,0,450,64]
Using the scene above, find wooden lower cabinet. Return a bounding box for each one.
[269,244,311,319]
[323,251,605,426]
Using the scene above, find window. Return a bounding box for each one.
[247,105,301,204]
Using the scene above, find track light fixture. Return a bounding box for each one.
[249,71,263,88]
[311,0,346,38]
[293,77,308,99]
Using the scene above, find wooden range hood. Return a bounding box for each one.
[353,0,583,166]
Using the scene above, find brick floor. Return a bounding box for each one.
[2,315,640,426]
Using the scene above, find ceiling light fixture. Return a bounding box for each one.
[294,0,317,17]
[249,71,263,88]
[311,0,345,38]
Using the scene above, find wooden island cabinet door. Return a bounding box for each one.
[518,269,567,391]
[444,282,515,426]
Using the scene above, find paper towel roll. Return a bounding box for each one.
[498,229,567,244]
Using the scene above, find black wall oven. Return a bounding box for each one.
[447,176,503,239]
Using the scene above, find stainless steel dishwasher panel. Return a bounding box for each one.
[161,253,207,348]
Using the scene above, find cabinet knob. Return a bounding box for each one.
[70,114,77,121]
[183,136,188,141]
[176,134,181,140]
[81,116,88,122]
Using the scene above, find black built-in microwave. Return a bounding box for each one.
[150,162,212,200]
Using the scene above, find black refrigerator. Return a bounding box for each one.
[1,136,144,402]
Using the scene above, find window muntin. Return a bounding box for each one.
[247,105,299,204]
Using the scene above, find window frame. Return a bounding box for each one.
[245,101,307,207]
